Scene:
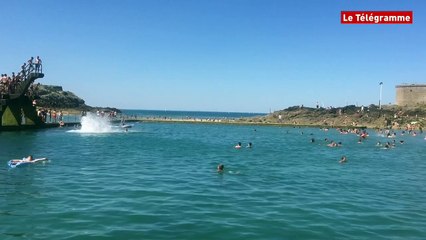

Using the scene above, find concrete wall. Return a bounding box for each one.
[395,84,426,106]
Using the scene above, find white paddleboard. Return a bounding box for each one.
[8,158,48,168]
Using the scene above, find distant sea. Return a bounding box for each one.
[120,109,266,119]
[1,110,425,240]
[60,109,265,123]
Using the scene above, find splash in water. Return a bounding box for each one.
[68,113,118,133]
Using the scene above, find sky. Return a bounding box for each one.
[1,0,425,113]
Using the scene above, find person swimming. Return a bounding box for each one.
[246,142,253,148]
[217,164,224,173]
[235,142,242,149]
[327,141,338,147]
[339,156,347,163]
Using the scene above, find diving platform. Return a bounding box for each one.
[0,61,45,131]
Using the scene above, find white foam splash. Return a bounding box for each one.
[68,113,119,133]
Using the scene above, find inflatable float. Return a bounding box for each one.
[8,158,48,168]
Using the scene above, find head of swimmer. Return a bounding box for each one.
[217,164,224,172]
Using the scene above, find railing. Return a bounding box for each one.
[10,62,44,99]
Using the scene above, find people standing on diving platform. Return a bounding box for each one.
[35,56,42,73]
[27,57,34,72]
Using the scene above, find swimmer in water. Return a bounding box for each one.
[235,142,242,149]
[246,142,252,148]
[384,142,391,149]
[339,156,347,164]
[217,164,224,173]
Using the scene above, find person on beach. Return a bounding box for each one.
[339,156,347,164]
[217,164,224,173]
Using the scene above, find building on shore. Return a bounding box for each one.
[395,84,426,106]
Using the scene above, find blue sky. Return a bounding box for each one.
[1,0,425,113]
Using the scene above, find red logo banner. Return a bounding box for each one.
[341,11,413,24]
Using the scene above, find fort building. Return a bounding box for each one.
[395,84,426,106]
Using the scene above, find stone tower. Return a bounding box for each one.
[395,84,426,106]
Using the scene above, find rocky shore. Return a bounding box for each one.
[34,84,120,114]
[241,105,425,130]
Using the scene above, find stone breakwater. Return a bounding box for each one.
[121,117,369,129]
[121,105,425,130]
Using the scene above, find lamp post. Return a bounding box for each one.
[379,82,383,109]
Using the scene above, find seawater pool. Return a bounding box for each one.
[1,120,425,240]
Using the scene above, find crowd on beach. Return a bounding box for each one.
[1,56,42,97]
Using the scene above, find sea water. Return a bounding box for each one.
[0,111,425,240]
